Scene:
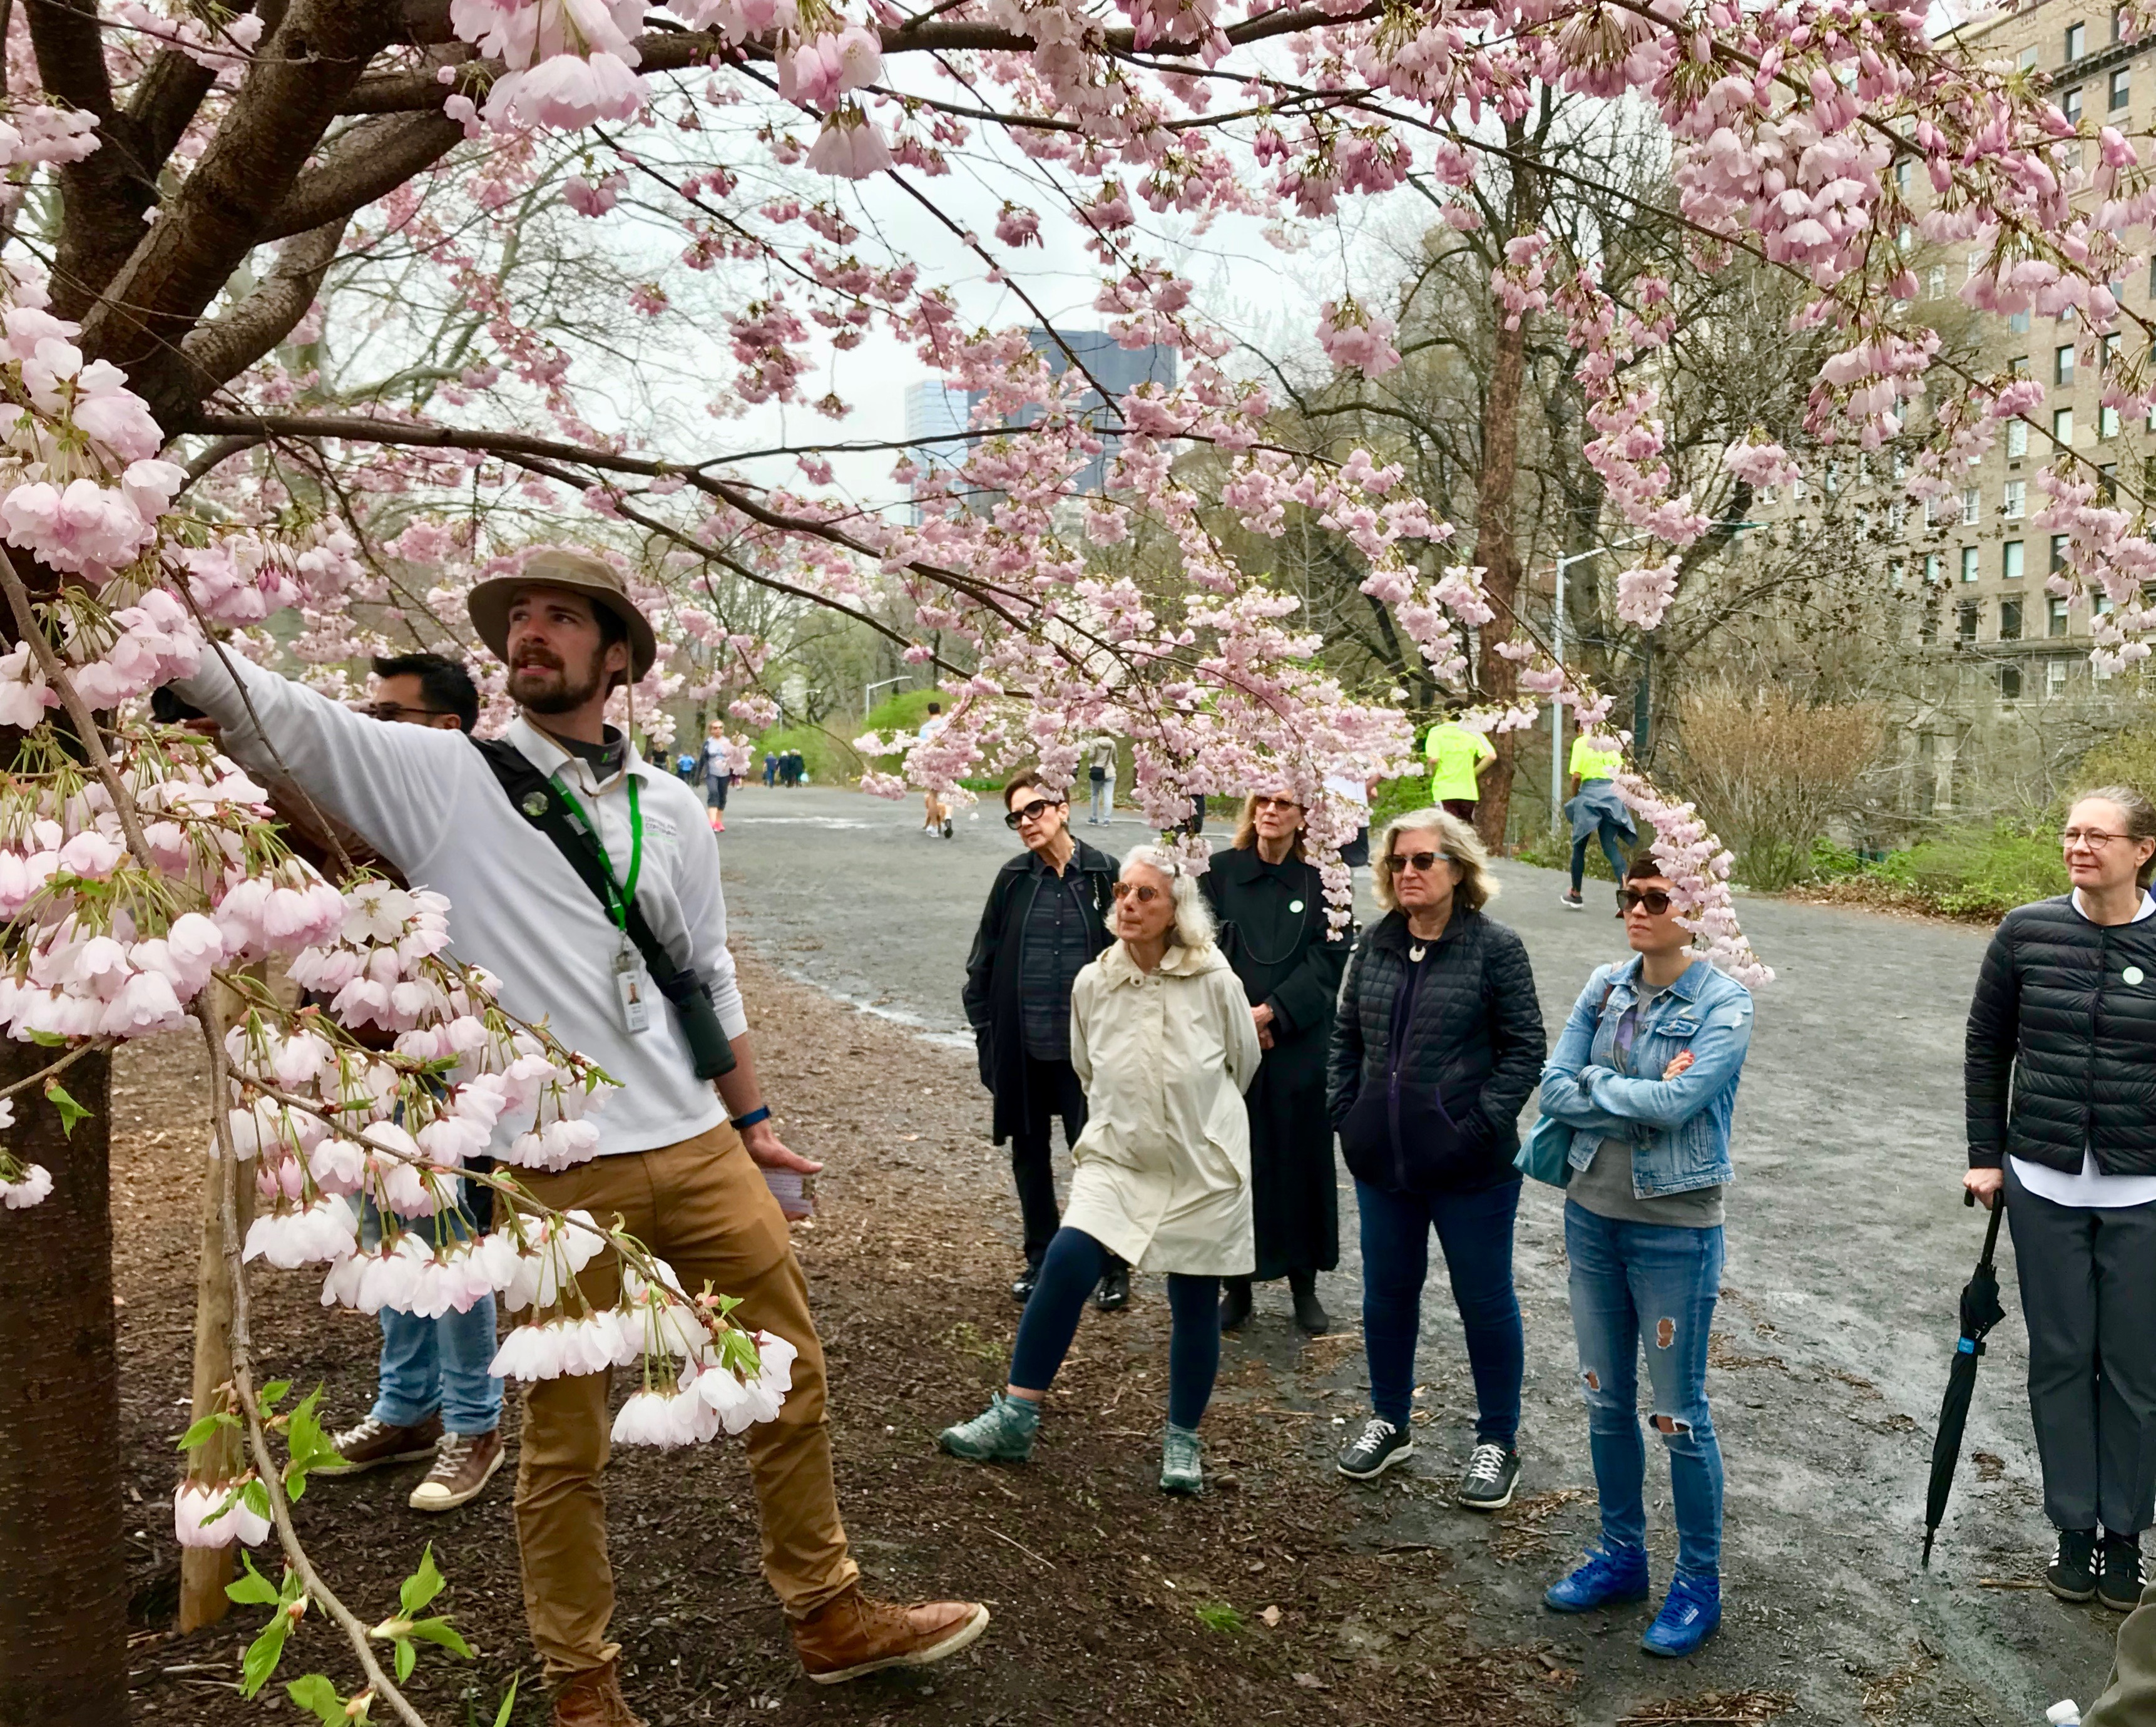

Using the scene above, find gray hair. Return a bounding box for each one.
[1372,807,1499,913]
[2072,784,2156,890]
[1122,845,1217,949]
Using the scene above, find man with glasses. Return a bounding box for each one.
[360,652,483,733]
[964,771,1128,1308]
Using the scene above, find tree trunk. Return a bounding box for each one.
[177,1134,255,1632]
[1469,120,1541,851]
[0,1047,127,1727]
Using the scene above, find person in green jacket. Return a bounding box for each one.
[1425,717,1496,821]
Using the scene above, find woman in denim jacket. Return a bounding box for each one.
[1535,856,1755,1659]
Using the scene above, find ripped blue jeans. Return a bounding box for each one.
[1564,1199,1724,1581]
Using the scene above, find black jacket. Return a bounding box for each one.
[1966,893,2156,1175]
[1326,906,1546,1192]
[962,839,1118,1144]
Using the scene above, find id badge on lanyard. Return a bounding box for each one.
[556,773,653,1037]
[614,936,653,1034]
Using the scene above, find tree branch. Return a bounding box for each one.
[180,218,350,399]
[262,111,467,243]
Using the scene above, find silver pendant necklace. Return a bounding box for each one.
[1409,942,1428,963]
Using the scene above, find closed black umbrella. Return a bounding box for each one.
[1922,1190,2010,1568]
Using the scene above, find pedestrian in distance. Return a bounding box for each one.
[917,703,954,838]
[314,653,508,1514]
[1966,784,2156,1614]
[763,751,777,788]
[962,771,1130,1310]
[1535,855,1756,1660]
[1424,714,1495,824]
[175,551,987,1725]
[701,726,732,815]
[1085,735,1117,824]
[1327,808,1546,1507]
[1202,790,1349,1335]
[1561,731,1635,909]
[939,848,1262,1492]
[1326,771,1373,870]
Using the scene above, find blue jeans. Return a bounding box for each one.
[1564,1199,1724,1581]
[360,1191,502,1436]
[1088,777,1110,823]
[1009,1227,1220,1428]
[1570,824,1628,893]
[1356,1178,1523,1446]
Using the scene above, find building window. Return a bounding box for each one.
[1959,488,1979,524]
[2116,3,2129,41]
[2113,66,2133,109]
[2001,662,2023,700]
[1958,602,1980,643]
[2051,533,2070,573]
[1926,551,1944,584]
[2022,43,2041,70]
[1893,448,1908,479]
[2012,309,2033,334]
[1926,264,1945,298]
[1889,499,1907,531]
[2004,540,2025,580]
[1895,159,1911,193]
[2055,407,2077,446]
[2057,344,2078,386]
[2103,332,2122,371]
[2008,418,2030,458]
[2103,404,2122,439]
[2050,657,2072,695]
[2100,463,2118,502]
[2001,597,2024,638]
[2067,19,2087,58]
[2050,596,2072,637]
[1891,558,1908,588]
[2064,86,2085,124]
[1963,545,1981,582]
[2005,479,2027,517]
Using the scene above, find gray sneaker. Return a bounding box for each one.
[1458,1442,1521,1510]
[938,1392,1040,1462]
[1160,1422,1203,1494]
[1337,1417,1414,1480]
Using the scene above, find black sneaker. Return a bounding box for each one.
[2048,1528,2099,1602]
[1011,1260,1041,1306]
[1337,1417,1414,1480]
[1560,890,1585,910]
[1288,1271,1330,1335]
[1095,1263,1130,1312]
[1458,1442,1521,1511]
[2100,1532,2146,1612]
[1219,1278,1253,1333]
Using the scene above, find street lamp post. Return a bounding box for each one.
[862,675,907,718]
[1548,540,1645,829]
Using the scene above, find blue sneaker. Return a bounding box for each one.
[1641,1573,1721,1658]
[1543,1545,1650,1612]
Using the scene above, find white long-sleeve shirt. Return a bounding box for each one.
[178,653,741,1158]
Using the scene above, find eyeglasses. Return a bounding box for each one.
[357,702,453,723]
[1617,888,1674,916]
[2063,827,2129,848]
[1388,851,1446,874]
[1111,881,1163,903]
[1252,795,1301,812]
[1004,797,1064,829]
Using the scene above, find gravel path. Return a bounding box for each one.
[718,780,2118,1726]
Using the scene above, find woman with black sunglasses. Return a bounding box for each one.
[1535,854,1755,1660]
[1326,807,1545,1510]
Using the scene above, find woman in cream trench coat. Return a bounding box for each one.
[940,844,1261,1494]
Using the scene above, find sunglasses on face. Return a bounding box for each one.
[1111,881,1163,903]
[1617,888,1674,916]
[357,701,452,723]
[1252,795,1301,813]
[1004,797,1065,829]
[1388,851,1446,874]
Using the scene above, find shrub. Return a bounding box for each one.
[1869,822,2066,918]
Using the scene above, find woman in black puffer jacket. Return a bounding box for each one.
[1327,807,1546,1507]
[1966,784,2156,1613]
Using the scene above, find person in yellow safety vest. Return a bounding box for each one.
[1425,717,1496,821]
[1561,732,1637,910]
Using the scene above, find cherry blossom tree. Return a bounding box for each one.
[3,0,2152,1714]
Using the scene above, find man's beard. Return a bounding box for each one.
[508,648,606,714]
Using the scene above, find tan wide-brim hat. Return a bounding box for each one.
[467,549,659,684]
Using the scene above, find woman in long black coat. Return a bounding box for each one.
[1201,791,1351,1333]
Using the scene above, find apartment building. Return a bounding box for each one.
[1737,0,2152,815]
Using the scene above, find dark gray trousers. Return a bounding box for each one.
[2005,1161,2156,1535]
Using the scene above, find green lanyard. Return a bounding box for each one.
[553,774,643,931]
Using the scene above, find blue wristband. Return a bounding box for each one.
[730,1105,772,1131]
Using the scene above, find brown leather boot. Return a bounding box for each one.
[550,1660,645,1727]
[792,1586,990,1684]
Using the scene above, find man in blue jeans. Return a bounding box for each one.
[1560,731,1635,909]
[317,653,506,1512]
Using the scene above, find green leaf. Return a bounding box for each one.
[398,1544,445,1617]
[394,1637,416,1684]
[24,1028,66,1047]
[175,1412,239,1452]
[491,1676,520,1727]
[284,1674,345,1726]
[258,1380,292,1412]
[238,1616,290,1699]
[240,1478,273,1523]
[226,1552,281,1607]
[406,1616,472,1659]
[282,1385,344,1503]
[43,1080,90,1137]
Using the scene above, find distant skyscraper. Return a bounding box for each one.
[903,380,972,523]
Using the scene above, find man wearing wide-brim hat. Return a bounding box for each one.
[175,548,988,1725]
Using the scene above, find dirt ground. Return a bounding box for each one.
[116,955,1618,1727]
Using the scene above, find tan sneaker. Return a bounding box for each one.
[793,1586,989,1684]
[407,1428,505,1512]
[549,1660,645,1727]
[316,1413,441,1477]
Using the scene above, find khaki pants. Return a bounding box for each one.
[516,1125,859,1679]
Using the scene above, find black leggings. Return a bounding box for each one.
[1008,1227,1221,1428]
